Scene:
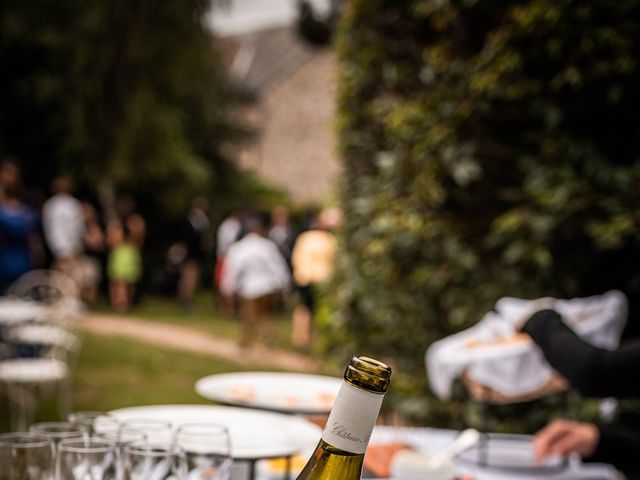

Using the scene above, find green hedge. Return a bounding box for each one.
[0,0,257,217]
[327,0,640,428]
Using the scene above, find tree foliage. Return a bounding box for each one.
[0,0,255,216]
[330,0,640,425]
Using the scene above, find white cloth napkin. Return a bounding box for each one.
[426,290,628,400]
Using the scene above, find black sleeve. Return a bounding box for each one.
[522,309,640,398]
[587,426,640,472]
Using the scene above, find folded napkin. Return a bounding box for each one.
[426,290,628,400]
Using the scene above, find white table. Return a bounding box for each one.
[195,371,342,415]
[106,407,620,480]
[108,404,322,479]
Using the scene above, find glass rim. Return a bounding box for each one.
[94,421,129,435]
[119,418,173,429]
[0,432,53,448]
[58,437,116,453]
[95,427,147,444]
[174,422,231,453]
[124,441,184,457]
[69,411,117,424]
[29,422,88,438]
[175,422,230,434]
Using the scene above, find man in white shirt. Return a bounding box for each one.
[220,213,290,347]
[42,177,85,288]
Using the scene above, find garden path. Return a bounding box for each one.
[78,313,320,372]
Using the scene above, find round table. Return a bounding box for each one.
[108,404,322,479]
[195,371,342,415]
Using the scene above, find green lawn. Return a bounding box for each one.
[95,291,300,352]
[0,331,283,432]
[0,292,333,432]
[73,332,259,410]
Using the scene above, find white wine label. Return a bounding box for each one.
[321,382,384,454]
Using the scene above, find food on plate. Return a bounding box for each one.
[312,392,336,408]
[464,332,530,349]
[279,395,301,407]
[364,442,412,478]
[227,385,256,401]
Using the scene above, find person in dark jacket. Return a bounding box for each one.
[522,309,640,476]
[177,197,211,309]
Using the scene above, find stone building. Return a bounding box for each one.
[211,2,340,205]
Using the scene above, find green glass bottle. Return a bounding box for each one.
[296,356,392,480]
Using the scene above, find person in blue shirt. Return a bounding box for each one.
[0,181,38,294]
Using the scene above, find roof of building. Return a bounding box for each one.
[230,27,318,92]
[206,0,331,38]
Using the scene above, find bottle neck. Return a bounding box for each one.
[344,356,391,394]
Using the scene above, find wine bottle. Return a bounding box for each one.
[296,356,392,480]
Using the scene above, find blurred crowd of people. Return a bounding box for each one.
[0,158,342,347]
[0,159,147,312]
[214,206,342,348]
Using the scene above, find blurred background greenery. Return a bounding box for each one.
[323,0,640,430]
[2,0,640,434]
[0,0,284,220]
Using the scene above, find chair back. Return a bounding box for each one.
[8,270,80,306]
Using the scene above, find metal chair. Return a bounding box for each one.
[7,269,80,305]
[7,269,84,331]
[0,326,81,431]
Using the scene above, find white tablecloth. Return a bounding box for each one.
[367,426,621,480]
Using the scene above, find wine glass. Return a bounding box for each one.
[119,419,173,443]
[122,442,187,480]
[94,426,147,480]
[0,432,55,480]
[29,422,88,451]
[69,411,119,436]
[56,437,117,480]
[173,423,232,480]
[95,426,147,446]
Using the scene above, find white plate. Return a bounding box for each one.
[109,404,321,460]
[195,372,342,414]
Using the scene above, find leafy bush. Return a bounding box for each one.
[328,0,640,427]
[0,0,255,217]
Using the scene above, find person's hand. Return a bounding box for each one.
[533,420,599,462]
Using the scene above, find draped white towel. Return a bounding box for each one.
[426,290,628,400]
